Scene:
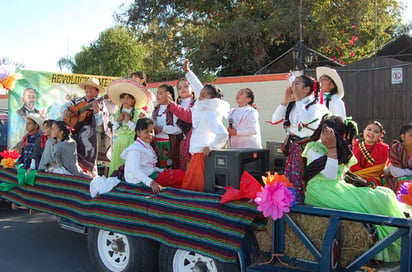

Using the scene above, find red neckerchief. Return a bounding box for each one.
[21,129,39,147]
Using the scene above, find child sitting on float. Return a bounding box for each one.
[350,121,389,186]
[303,114,405,263]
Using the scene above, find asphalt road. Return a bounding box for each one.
[0,202,96,272]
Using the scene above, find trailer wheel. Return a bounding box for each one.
[158,245,240,272]
[87,228,159,272]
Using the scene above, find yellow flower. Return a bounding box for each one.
[1,158,17,168]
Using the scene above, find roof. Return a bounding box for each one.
[375,34,412,62]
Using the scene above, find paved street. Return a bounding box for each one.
[0,202,96,272]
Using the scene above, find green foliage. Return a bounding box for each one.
[119,0,406,78]
[58,26,147,77]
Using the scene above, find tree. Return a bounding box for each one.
[57,26,147,77]
[120,0,407,77]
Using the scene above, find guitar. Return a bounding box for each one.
[63,96,105,130]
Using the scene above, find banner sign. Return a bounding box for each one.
[9,70,118,149]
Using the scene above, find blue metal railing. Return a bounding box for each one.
[249,205,412,272]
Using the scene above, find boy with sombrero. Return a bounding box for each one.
[107,78,151,176]
[61,78,105,176]
[316,66,346,117]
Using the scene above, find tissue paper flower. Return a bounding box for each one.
[0,150,20,160]
[255,180,295,220]
[1,158,17,168]
[0,65,23,91]
[397,182,412,206]
[220,171,262,204]
[262,171,293,188]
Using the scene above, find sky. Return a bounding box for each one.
[1,0,130,72]
[1,0,411,74]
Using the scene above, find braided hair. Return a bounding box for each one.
[284,75,320,128]
[119,93,136,120]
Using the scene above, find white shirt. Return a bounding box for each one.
[154,104,182,139]
[323,93,346,117]
[185,70,202,98]
[229,105,262,148]
[307,148,339,180]
[272,95,329,138]
[121,139,164,187]
[190,98,230,154]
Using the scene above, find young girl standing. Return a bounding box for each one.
[38,121,85,176]
[228,88,262,148]
[107,78,149,176]
[271,75,329,202]
[174,59,202,170]
[316,66,346,117]
[152,84,182,169]
[350,121,389,186]
[168,84,230,192]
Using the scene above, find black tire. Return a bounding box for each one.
[87,228,159,272]
[159,244,240,272]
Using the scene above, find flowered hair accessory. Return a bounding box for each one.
[254,172,296,220]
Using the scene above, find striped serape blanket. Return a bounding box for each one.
[0,168,259,263]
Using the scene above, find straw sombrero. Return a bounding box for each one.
[107,78,151,109]
[316,67,345,98]
[78,78,105,95]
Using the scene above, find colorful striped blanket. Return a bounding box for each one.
[0,168,259,263]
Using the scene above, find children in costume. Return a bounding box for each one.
[174,59,202,170]
[168,83,229,191]
[228,88,262,148]
[29,119,53,170]
[17,113,43,169]
[316,66,346,117]
[152,84,182,169]
[271,74,329,202]
[121,117,185,193]
[385,123,412,192]
[107,78,150,176]
[350,121,389,186]
[303,115,404,263]
[38,121,86,176]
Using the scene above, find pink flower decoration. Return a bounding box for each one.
[254,181,295,220]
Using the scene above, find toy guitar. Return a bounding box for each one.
[63,96,104,129]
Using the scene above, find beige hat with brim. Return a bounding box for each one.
[107,78,151,109]
[25,113,43,128]
[316,67,345,98]
[78,78,105,95]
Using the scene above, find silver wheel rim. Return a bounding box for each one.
[96,230,130,272]
[172,249,218,272]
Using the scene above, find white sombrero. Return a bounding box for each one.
[78,78,105,95]
[25,113,43,128]
[316,67,345,98]
[107,78,151,109]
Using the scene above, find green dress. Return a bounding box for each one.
[303,141,405,262]
[108,109,144,176]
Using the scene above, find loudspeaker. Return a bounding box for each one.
[204,148,269,194]
[266,141,286,174]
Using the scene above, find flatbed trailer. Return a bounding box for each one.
[1,167,411,272]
